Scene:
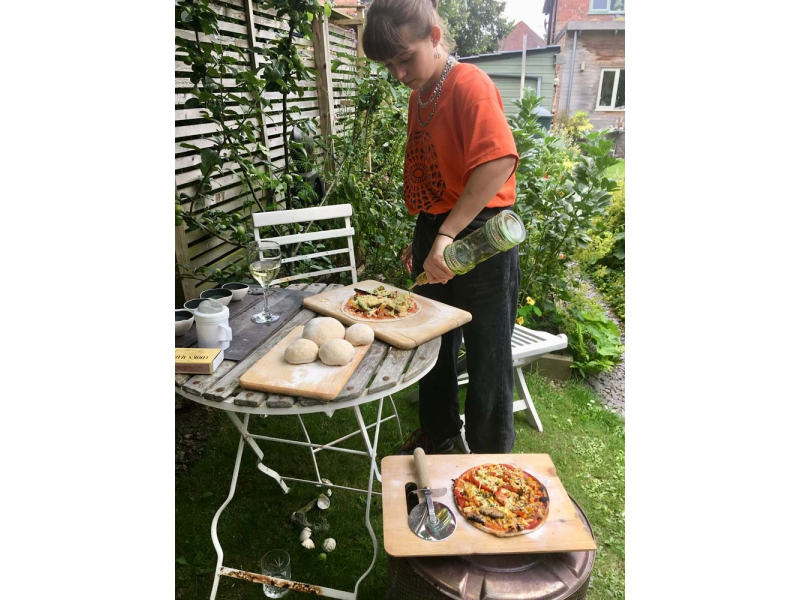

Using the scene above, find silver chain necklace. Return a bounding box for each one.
[417,55,456,128]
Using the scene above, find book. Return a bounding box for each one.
[175,348,224,375]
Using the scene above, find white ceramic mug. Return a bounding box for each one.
[193,300,233,350]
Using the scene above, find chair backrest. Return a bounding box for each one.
[252,204,358,286]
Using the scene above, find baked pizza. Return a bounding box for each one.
[453,463,549,537]
[342,286,420,321]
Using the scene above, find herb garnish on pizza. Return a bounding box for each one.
[342,286,420,321]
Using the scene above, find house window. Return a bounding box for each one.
[596,68,625,110]
[590,0,625,14]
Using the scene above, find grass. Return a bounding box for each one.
[176,372,625,599]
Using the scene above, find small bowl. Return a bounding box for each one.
[175,309,194,336]
[222,282,250,302]
[184,298,211,313]
[200,288,233,306]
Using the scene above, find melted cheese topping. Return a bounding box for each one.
[455,464,547,531]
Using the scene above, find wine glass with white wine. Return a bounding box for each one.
[247,241,281,324]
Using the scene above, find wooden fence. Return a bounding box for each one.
[175,0,360,303]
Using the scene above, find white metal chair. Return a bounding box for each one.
[253,203,359,286]
[457,324,568,433]
[251,203,404,484]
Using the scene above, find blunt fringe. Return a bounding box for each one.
[363,0,456,62]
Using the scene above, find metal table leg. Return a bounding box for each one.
[208,410,381,599]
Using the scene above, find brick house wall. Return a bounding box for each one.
[545,0,625,151]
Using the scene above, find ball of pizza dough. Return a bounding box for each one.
[303,317,345,347]
[285,338,319,364]
[345,323,374,346]
[319,339,355,366]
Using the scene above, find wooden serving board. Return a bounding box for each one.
[381,453,596,557]
[238,326,373,400]
[302,280,472,350]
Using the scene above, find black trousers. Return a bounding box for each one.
[411,207,521,453]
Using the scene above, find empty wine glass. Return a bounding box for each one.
[260,550,291,598]
[247,241,281,324]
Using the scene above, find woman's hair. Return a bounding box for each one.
[363,0,456,62]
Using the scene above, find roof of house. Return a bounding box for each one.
[499,21,546,51]
[554,20,626,43]
[458,46,561,62]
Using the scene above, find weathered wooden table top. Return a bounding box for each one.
[175,282,441,412]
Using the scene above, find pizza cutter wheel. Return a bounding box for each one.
[407,450,456,541]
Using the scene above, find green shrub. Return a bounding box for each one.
[577,179,625,320]
[510,90,623,375]
[323,59,415,286]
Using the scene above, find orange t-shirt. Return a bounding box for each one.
[403,62,519,216]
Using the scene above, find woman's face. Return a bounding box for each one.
[383,26,439,90]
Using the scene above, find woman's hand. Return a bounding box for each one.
[422,235,455,284]
[401,243,413,275]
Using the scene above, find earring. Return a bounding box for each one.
[434,48,441,59]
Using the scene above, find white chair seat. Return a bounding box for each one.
[511,325,569,366]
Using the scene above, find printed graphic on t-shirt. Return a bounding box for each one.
[404,131,445,212]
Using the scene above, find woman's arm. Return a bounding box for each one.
[422,155,517,284]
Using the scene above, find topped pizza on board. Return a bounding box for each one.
[342,286,421,321]
[453,463,550,537]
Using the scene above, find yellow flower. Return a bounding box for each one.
[517,317,524,325]
[526,297,535,306]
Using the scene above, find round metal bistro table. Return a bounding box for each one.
[175,282,442,600]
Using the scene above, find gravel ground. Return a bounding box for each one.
[175,395,219,474]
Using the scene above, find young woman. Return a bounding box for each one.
[363,0,520,454]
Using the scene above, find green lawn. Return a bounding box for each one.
[604,160,625,180]
[176,373,625,599]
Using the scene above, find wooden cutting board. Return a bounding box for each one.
[381,453,597,557]
[238,326,373,400]
[302,280,472,350]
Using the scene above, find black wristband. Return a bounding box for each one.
[437,232,454,240]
